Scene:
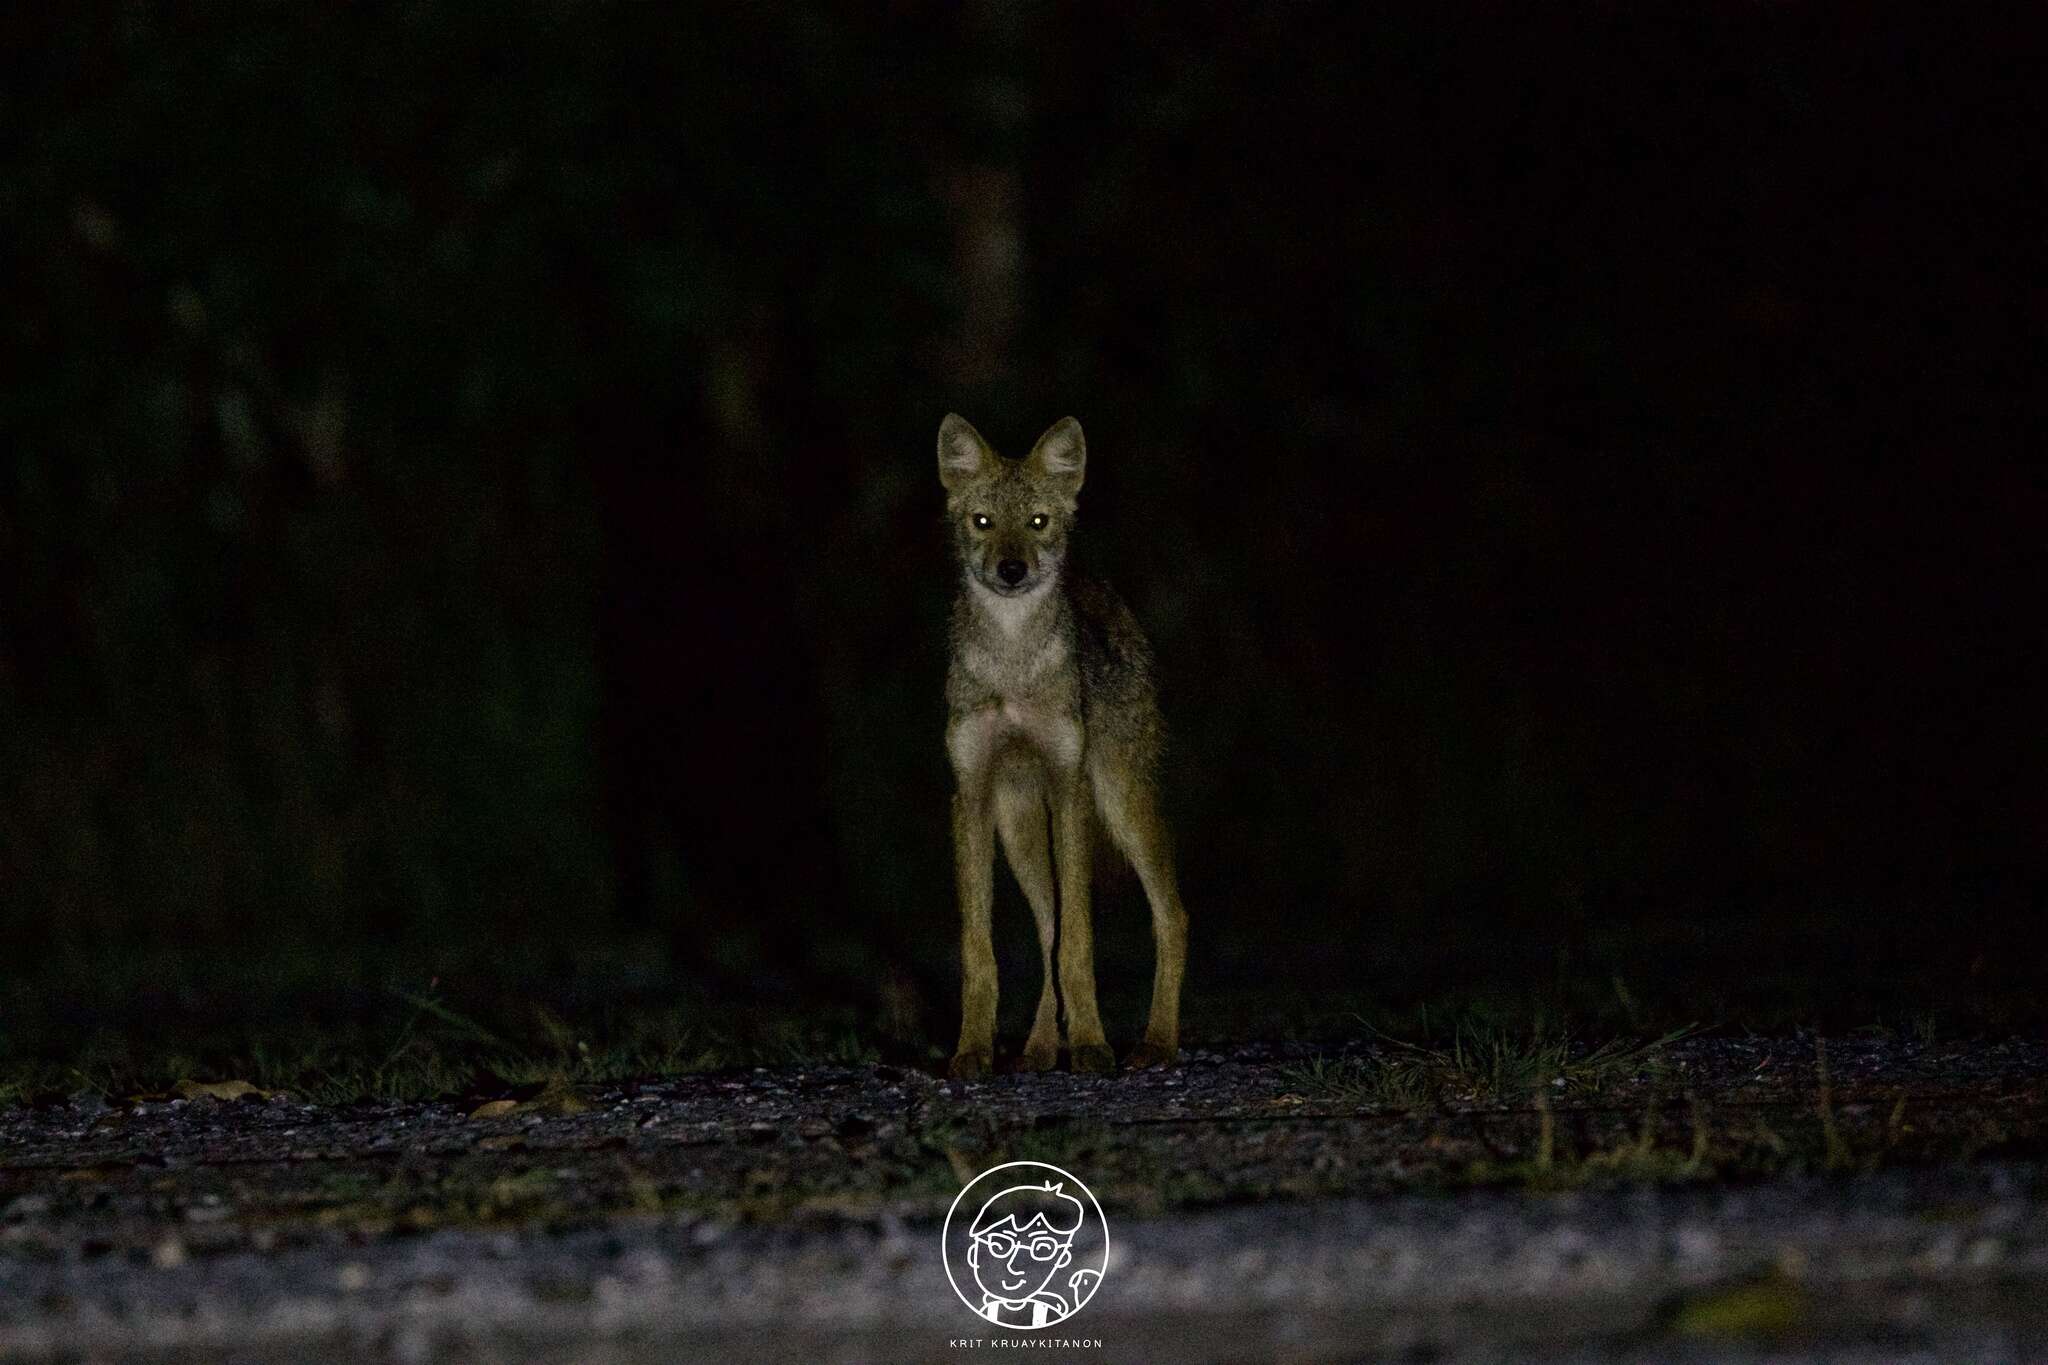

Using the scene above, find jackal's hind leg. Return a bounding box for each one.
[995,775,1061,1072]
[1094,759,1188,1069]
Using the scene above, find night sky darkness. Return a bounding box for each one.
[2,8,2040,1035]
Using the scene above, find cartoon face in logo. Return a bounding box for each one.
[943,1161,1108,1330]
[969,1181,1080,1310]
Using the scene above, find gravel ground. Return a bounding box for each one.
[3,1036,2046,1362]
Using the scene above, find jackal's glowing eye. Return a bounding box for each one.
[1029,514,1049,530]
[972,514,992,530]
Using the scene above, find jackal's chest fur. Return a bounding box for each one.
[946,599,1082,780]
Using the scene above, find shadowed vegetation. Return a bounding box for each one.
[1282,1023,1697,1109]
[1,7,2038,1089]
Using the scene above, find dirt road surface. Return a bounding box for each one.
[4,1037,2046,1362]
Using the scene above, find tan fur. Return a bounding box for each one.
[937,414,1189,1077]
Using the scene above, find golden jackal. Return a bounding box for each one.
[937,414,1189,1077]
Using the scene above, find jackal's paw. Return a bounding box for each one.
[948,1049,993,1080]
[1070,1043,1117,1074]
[1123,1041,1179,1070]
[1015,1043,1060,1073]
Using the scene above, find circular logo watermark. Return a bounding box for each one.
[942,1160,1109,1330]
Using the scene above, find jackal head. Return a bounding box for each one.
[936,414,1086,600]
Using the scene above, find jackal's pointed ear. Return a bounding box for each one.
[1027,417,1086,498]
[937,413,993,491]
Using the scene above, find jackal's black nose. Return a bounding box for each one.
[997,559,1028,586]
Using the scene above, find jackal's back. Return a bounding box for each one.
[1065,569,1163,768]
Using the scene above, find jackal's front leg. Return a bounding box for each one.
[950,789,998,1079]
[995,780,1061,1072]
[1052,777,1113,1072]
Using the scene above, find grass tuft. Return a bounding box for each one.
[1283,1019,1695,1108]
[0,978,883,1107]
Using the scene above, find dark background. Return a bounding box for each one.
[3,6,2040,1062]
